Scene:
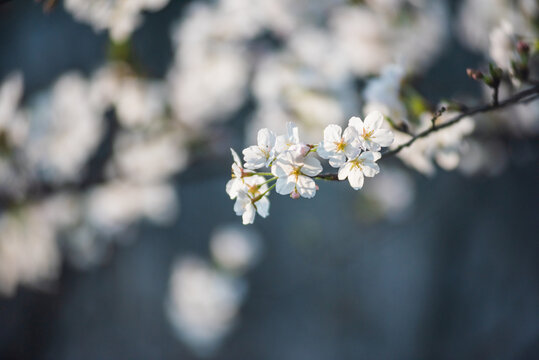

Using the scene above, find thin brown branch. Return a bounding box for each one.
[382,84,539,157]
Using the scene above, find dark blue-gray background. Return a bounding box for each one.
[0,1,538,359]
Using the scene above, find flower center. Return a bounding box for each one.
[291,166,302,180]
[335,138,346,152]
[248,184,259,196]
[350,159,364,169]
[362,128,374,140]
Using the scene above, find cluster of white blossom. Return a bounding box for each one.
[166,225,262,356]
[227,111,394,224]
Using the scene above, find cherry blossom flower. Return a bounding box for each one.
[275,122,301,154]
[242,128,276,169]
[348,111,394,151]
[225,149,254,200]
[271,152,322,199]
[233,176,270,225]
[273,122,313,161]
[317,124,360,168]
[338,151,381,190]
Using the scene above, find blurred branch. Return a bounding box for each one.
[382,84,539,157]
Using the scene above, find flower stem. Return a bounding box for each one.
[314,173,340,181]
[258,177,277,188]
[258,183,276,199]
[256,172,274,177]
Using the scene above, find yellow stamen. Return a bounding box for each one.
[248,185,259,196]
[362,128,374,139]
[291,166,302,180]
[350,158,364,170]
[336,139,346,152]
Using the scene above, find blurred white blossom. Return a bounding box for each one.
[165,256,246,357]
[0,73,28,148]
[0,203,61,296]
[363,64,407,124]
[85,181,177,233]
[210,225,262,273]
[64,0,170,42]
[457,0,536,53]
[396,110,475,175]
[26,72,104,182]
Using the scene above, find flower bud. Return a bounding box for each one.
[488,63,503,82]
[466,68,483,81]
[517,40,530,56]
[290,189,300,199]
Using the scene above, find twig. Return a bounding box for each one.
[492,85,499,106]
[382,84,539,157]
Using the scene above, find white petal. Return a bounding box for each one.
[271,153,295,176]
[328,154,346,168]
[348,168,364,190]
[301,155,323,176]
[243,146,266,169]
[234,194,250,215]
[232,163,243,178]
[296,175,316,198]
[348,116,364,131]
[362,161,380,177]
[275,177,295,195]
[230,148,242,165]
[226,178,241,199]
[317,142,332,159]
[363,139,381,152]
[338,162,352,180]
[257,128,276,148]
[364,111,384,130]
[245,175,266,188]
[373,129,394,147]
[274,134,287,153]
[287,122,300,144]
[342,126,359,143]
[323,124,342,143]
[344,144,360,159]
[242,204,256,225]
[256,197,270,218]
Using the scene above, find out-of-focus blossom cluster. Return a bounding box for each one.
[226,112,394,224]
[162,0,450,142]
[166,225,262,357]
[0,63,192,294]
[64,0,171,42]
[457,0,539,143]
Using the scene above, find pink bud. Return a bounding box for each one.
[315,184,319,191]
[290,190,300,199]
[517,40,530,55]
